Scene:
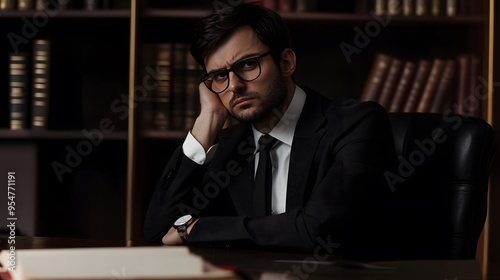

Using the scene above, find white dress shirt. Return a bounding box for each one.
[182,85,306,215]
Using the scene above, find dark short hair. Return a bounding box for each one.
[190,3,291,71]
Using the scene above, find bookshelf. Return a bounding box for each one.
[0,3,130,240]
[1,0,499,279]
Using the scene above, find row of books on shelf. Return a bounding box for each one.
[141,42,203,132]
[244,0,316,13]
[8,39,51,130]
[5,39,202,132]
[360,52,482,118]
[1,0,482,15]
[371,0,481,16]
[246,0,480,16]
[0,0,129,11]
[4,41,483,133]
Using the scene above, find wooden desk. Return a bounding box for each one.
[0,236,482,280]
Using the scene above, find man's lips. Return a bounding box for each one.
[233,97,253,107]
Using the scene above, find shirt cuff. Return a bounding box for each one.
[182,131,218,165]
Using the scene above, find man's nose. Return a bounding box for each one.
[227,71,246,93]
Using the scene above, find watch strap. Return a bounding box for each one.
[177,225,188,242]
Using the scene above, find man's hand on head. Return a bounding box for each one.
[191,83,229,152]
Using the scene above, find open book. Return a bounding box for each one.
[0,246,238,280]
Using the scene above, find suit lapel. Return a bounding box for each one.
[286,90,328,211]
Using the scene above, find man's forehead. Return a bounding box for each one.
[204,26,265,70]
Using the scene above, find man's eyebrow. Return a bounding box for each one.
[206,67,227,75]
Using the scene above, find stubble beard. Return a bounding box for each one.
[229,76,288,125]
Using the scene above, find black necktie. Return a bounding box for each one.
[253,134,278,218]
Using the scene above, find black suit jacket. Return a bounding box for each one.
[144,88,396,256]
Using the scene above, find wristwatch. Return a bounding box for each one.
[173,214,193,243]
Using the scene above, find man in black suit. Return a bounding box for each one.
[144,3,395,256]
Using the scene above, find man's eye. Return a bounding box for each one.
[242,60,257,68]
[213,72,227,82]
[235,59,258,71]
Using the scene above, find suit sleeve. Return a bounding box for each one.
[143,143,239,244]
[143,146,209,243]
[187,103,394,254]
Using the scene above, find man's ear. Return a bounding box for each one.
[279,48,296,77]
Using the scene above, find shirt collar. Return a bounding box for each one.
[252,85,306,149]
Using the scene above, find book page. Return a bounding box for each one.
[0,246,237,280]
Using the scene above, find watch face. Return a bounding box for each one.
[174,214,192,227]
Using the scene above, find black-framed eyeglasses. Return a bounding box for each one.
[200,51,274,94]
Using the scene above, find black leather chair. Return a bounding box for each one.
[386,113,495,259]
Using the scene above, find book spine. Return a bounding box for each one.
[403,59,431,112]
[153,43,173,131]
[403,0,414,15]
[388,0,402,15]
[18,0,34,10]
[431,0,440,16]
[389,61,416,112]
[35,0,44,10]
[429,59,457,113]
[31,39,51,130]
[416,58,445,113]
[416,0,427,16]
[360,53,392,102]
[0,0,16,10]
[375,0,385,15]
[85,0,99,10]
[59,0,69,9]
[9,53,30,130]
[446,0,457,16]
[171,43,187,131]
[378,58,403,109]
